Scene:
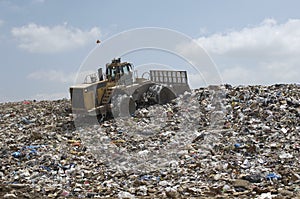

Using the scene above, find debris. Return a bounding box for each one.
[0,84,299,198]
[266,173,281,180]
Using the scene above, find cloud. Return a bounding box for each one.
[193,18,300,85]
[198,18,300,57]
[29,92,70,101]
[27,70,76,83]
[32,0,45,3]
[26,69,101,101]
[27,69,97,84]
[0,19,4,27]
[0,19,4,40]
[11,23,101,53]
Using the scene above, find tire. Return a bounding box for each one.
[144,84,176,105]
[111,94,136,118]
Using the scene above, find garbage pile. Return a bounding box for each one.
[1,84,300,198]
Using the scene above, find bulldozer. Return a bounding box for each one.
[70,58,190,120]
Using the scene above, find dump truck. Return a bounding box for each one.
[70,58,190,120]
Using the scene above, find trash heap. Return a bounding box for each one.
[0,84,300,198]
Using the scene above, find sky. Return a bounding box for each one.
[0,0,300,102]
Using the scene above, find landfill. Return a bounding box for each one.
[0,84,299,198]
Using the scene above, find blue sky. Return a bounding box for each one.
[1,0,300,102]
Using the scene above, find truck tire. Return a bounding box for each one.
[146,84,176,105]
[111,94,136,118]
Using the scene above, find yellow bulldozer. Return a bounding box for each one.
[70,58,190,120]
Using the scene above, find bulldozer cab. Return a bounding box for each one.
[106,58,133,83]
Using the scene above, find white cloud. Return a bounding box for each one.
[0,19,4,27]
[27,70,76,83]
[32,0,45,3]
[29,92,70,101]
[26,69,101,101]
[11,23,101,53]
[198,18,300,57]
[27,69,97,84]
[0,19,4,41]
[193,18,300,85]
